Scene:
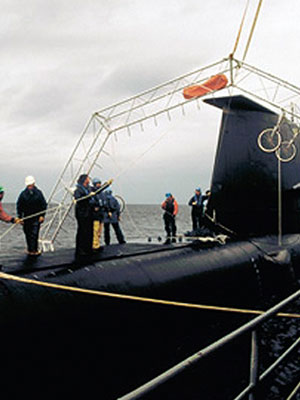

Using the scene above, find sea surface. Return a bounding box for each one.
[0,203,192,252]
[0,203,299,399]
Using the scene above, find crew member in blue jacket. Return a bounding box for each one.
[103,190,126,245]
[73,174,95,259]
[188,188,208,231]
[17,175,47,255]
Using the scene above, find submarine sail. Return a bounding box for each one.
[205,95,300,236]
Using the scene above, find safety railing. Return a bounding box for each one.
[118,287,300,400]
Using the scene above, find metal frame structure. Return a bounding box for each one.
[39,56,300,250]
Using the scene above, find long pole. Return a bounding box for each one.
[278,157,282,246]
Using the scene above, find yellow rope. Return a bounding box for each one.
[0,271,299,319]
[0,204,65,241]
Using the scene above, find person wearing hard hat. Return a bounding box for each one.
[0,186,20,224]
[103,189,126,245]
[188,188,210,232]
[161,193,178,244]
[16,176,47,256]
[188,188,204,231]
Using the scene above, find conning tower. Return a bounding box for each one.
[205,95,300,236]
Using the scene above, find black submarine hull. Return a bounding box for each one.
[2,94,300,398]
[0,237,299,398]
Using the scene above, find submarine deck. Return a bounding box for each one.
[0,242,189,275]
[2,234,300,277]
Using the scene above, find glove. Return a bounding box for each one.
[14,217,22,224]
[107,179,113,185]
[39,216,45,223]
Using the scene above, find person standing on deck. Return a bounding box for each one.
[91,177,105,252]
[17,176,47,256]
[161,193,178,244]
[188,188,207,232]
[103,190,126,245]
[73,174,94,260]
[0,186,20,225]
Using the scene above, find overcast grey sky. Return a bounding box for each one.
[2,0,300,204]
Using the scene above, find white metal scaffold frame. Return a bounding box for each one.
[39,56,300,250]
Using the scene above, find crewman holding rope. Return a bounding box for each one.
[73,174,95,260]
[161,193,178,244]
[0,186,20,225]
[16,176,47,256]
[73,174,113,261]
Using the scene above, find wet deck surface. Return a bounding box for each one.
[0,242,188,275]
[1,234,299,276]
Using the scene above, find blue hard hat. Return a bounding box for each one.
[165,193,172,198]
[195,188,201,192]
[92,177,101,185]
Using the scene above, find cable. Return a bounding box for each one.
[231,0,250,57]
[242,0,264,62]
[0,271,299,319]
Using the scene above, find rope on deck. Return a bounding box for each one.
[0,271,299,319]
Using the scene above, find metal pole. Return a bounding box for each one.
[278,157,282,246]
[230,54,234,86]
[249,330,259,400]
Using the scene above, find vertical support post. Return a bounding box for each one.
[278,157,282,246]
[229,54,234,86]
[249,330,259,400]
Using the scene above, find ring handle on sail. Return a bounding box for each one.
[257,128,281,153]
[275,141,297,162]
[115,194,126,213]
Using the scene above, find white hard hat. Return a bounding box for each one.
[25,175,35,186]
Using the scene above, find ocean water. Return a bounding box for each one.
[0,203,299,399]
[0,203,192,252]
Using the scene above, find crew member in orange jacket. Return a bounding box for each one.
[161,193,178,244]
[0,186,19,224]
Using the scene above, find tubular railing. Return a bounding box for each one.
[118,288,300,400]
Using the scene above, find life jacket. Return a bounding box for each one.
[163,197,178,215]
[165,198,175,214]
[193,194,203,207]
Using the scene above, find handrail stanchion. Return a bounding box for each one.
[249,330,259,400]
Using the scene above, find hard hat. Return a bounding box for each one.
[92,177,101,185]
[25,176,35,186]
[165,193,172,198]
[195,188,201,192]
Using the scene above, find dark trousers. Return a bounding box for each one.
[75,216,93,257]
[192,211,203,231]
[23,220,41,252]
[104,222,125,245]
[163,214,177,238]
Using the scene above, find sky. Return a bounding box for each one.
[2,0,300,204]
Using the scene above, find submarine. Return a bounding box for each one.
[0,95,300,399]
